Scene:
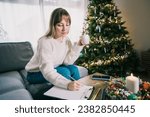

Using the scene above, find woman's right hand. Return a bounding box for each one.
[67,81,81,91]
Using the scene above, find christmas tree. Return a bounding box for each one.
[76,0,139,77]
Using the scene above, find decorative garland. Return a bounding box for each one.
[104,79,150,100]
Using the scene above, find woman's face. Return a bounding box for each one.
[54,15,70,39]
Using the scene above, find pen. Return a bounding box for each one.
[69,76,76,81]
[69,76,85,86]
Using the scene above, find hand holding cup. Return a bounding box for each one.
[80,34,90,45]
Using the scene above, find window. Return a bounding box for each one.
[0,0,88,48]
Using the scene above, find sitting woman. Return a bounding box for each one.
[25,8,87,91]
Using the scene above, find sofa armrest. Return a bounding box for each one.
[76,65,88,78]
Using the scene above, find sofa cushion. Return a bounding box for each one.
[19,70,53,99]
[0,71,24,82]
[0,71,25,94]
[0,89,33,100]
[0,42,33,73]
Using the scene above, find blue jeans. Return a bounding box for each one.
[27,65,80,84]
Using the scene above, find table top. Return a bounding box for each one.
[78,73,109,100]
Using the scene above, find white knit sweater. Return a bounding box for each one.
[25,36,84,89]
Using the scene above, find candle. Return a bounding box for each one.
[126,73,139,93]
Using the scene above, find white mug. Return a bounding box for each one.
[81,34,90,45]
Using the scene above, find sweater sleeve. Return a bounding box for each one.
[38,39,71,89]
[63,40,84,65]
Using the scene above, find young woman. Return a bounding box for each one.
[25,8,86,91]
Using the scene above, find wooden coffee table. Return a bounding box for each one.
[78,73,109,100]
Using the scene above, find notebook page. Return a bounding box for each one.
[44,85,93,100]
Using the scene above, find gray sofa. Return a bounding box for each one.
[0,41,88,100]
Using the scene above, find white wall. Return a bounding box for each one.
[114,0,150,52]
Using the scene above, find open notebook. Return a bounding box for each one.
[44,85,93,100]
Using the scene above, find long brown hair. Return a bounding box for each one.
[45,8,71,38]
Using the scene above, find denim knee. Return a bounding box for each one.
[27,72,48,84]
[67,65,79,73]
[55,66,71,80]
[66,65,80,80]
